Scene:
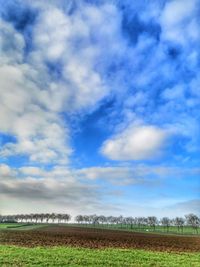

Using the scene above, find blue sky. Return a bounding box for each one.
[0,0,199,217]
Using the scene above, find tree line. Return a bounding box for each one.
[0,213,199,233]
[75,214,200,233]
[0,213,71,224]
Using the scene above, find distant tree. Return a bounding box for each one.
[40,213,45,223]
[160,217,171,232]
[44,213,51,223]
[185,214,200,234]
[124,217,135,229]
[106,216,116,226]
[147,216,158,231]
[135,217,142,229]
[84,215,90,225]
[33,214,40,224]
[173,217,185,233]
[50,213,57,223]
[75,215,83,224]
[57,214,62,223]
[89,214,98,225]
[19,214,25,223]
[136,217,148,229]
[25,214,31,223]
[98,215,106,225]
[29,214,34,223]
[63,214,71,224]
[117,215,124,228]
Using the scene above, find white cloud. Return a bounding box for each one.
[0,19,71,164]
[160,0,199,44]
[161,0,196,26]
[0,2,128,164]
[0,0,199,217]
[101,125,167,161]
[162,84,185,100]
[78,166,139,185]
[0,19,25,64]
[32,3,125,112]
[0,164,15,177]
[19,166,45,177]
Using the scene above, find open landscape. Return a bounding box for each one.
[1,0,200,266]
[0,221,200,266]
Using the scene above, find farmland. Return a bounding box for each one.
[0,224,200,266]
[1,225,200,252]
[0,222,199,235]
[69,223,199,236]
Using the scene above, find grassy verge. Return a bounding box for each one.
[0,245,199,267]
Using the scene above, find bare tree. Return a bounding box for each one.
[135,217,147,229]
[75,215,83,224]
[185,214,200,234]
[98,215,106,226]
[147,216,158,231]
[124,217,135,229]
[160,217,171,232]
[117,215,124,228]
[173,217,185,233]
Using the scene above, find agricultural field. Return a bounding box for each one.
[0,222,199,235]
[68,223,200,236]
[0,225,200,266]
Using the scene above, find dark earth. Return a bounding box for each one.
[0,226,199,252]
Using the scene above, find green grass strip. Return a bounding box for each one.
[0,245,199,267]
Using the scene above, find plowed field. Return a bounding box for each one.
[0,226,199,252]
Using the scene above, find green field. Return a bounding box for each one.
[66,223,199,236]
[0,223,199,236]
[0,245,199,267]
[0,224,199,266]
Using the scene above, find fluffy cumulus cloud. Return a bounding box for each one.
[0,19,71,164]
[160,0,199,44]
[101,125,167,160]
[0,0,199,216]
[31,3,123,111]
[1,0,200,164]
[0,0,127,164]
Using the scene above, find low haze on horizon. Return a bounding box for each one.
[0,0,199,218]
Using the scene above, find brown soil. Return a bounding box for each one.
[0,226,200,252]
